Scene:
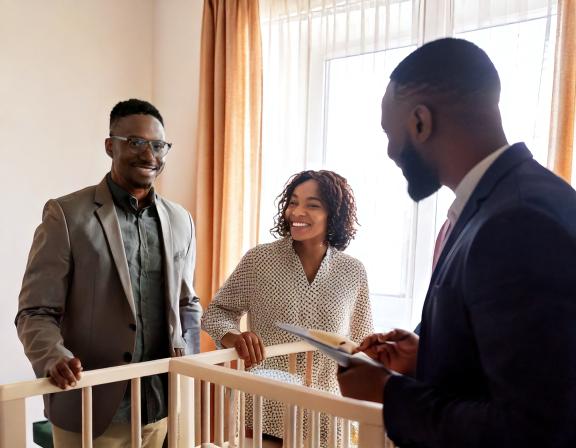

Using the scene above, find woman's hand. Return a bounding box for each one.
[221,331,266,369]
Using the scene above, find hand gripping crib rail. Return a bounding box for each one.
[0,341,395,448]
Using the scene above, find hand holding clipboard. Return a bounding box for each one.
[276,322,387,369]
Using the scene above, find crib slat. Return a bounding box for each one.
[130,378,142,448]
[310,410,320,448]
[342,419,351,448]
[227,388,238,448]
[238,360,246,448]
[194,378,202,446]
[305,352,313,387]
[201,381,210,445]
[285,404,297,448]
[179,377,194,447]
[215,383,225,445]
[253,394,263,448]
[296,407,304,448]
[223,361,232,447]
[328,415,337,448]
[82,386,93,448]
[0,398,26,447]
[168,372,179,448]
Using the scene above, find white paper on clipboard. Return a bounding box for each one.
[276,322,384,368]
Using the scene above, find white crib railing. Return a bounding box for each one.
[0,341,392,448]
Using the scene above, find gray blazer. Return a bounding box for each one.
[16,176,202,436]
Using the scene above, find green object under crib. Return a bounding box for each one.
[32,420,53,448]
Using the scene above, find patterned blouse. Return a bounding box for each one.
[202,237,374,441]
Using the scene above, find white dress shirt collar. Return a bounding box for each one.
[447,144,510,225]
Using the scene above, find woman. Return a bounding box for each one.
[202,170,374,445]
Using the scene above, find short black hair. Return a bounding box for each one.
[109,99,164,129]
[271,170,359,250]
[390,38,501,102]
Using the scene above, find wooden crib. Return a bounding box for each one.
[0,341,394,447]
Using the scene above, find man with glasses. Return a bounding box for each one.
[16,99,201,447]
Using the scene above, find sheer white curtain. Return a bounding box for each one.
[259,0,558,330]
[259,1,420,330]
[454,0,557,164]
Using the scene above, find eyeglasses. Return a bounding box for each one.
[109,135,172,157]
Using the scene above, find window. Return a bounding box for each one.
[260,0,558,331]
[323,46,419,331]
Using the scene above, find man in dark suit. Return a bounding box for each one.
[16,99,202,447]
[338,38,576,447]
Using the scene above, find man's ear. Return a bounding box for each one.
[105,138,114,158]
[408,104,432,143]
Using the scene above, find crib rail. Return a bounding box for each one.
[0,342,391,448]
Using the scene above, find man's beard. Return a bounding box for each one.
[399,142,441,201]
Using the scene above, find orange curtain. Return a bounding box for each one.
[548,0,576,182]
[194,0,262,351]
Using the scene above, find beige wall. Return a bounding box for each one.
[153,0,203,213]
[0,0,203,440]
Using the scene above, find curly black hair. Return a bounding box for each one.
[109,98,164,130]
[271,170,359,250]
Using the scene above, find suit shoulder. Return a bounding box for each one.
[514,159,576,202]
[45,185,99,220]
[157,196,193,222]
[54,185,97,206]
[482,205,563,226]
[489,160,576,235]
[464,206,576,301]
[157,196,190,216]
[473,206,576,254]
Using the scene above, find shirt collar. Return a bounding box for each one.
[106,173,156,212]
[447,144,510,225]
[285,236,333,259]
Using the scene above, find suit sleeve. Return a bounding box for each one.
[179,212,202,355]
[15,199,74,378]
[384,208,576,447]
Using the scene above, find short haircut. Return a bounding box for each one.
[109,99,164,129]
[271,170,359,250]
[390,38,501,103]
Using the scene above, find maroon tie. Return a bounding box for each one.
[432,219,452,271]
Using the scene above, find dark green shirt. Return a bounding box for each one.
[106,175,169,424]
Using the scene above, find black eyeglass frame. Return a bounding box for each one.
[109,135,173,157]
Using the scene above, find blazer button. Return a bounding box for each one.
[129,323,136,331]
[123,352,132,362]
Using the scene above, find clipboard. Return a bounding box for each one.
[276,322,383,368]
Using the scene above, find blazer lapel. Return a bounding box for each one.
[431,143,533,282]
[94,178,136,318]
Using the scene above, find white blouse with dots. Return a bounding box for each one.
[202,237,374,440]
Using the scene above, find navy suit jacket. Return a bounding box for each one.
[384,143,576,447]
